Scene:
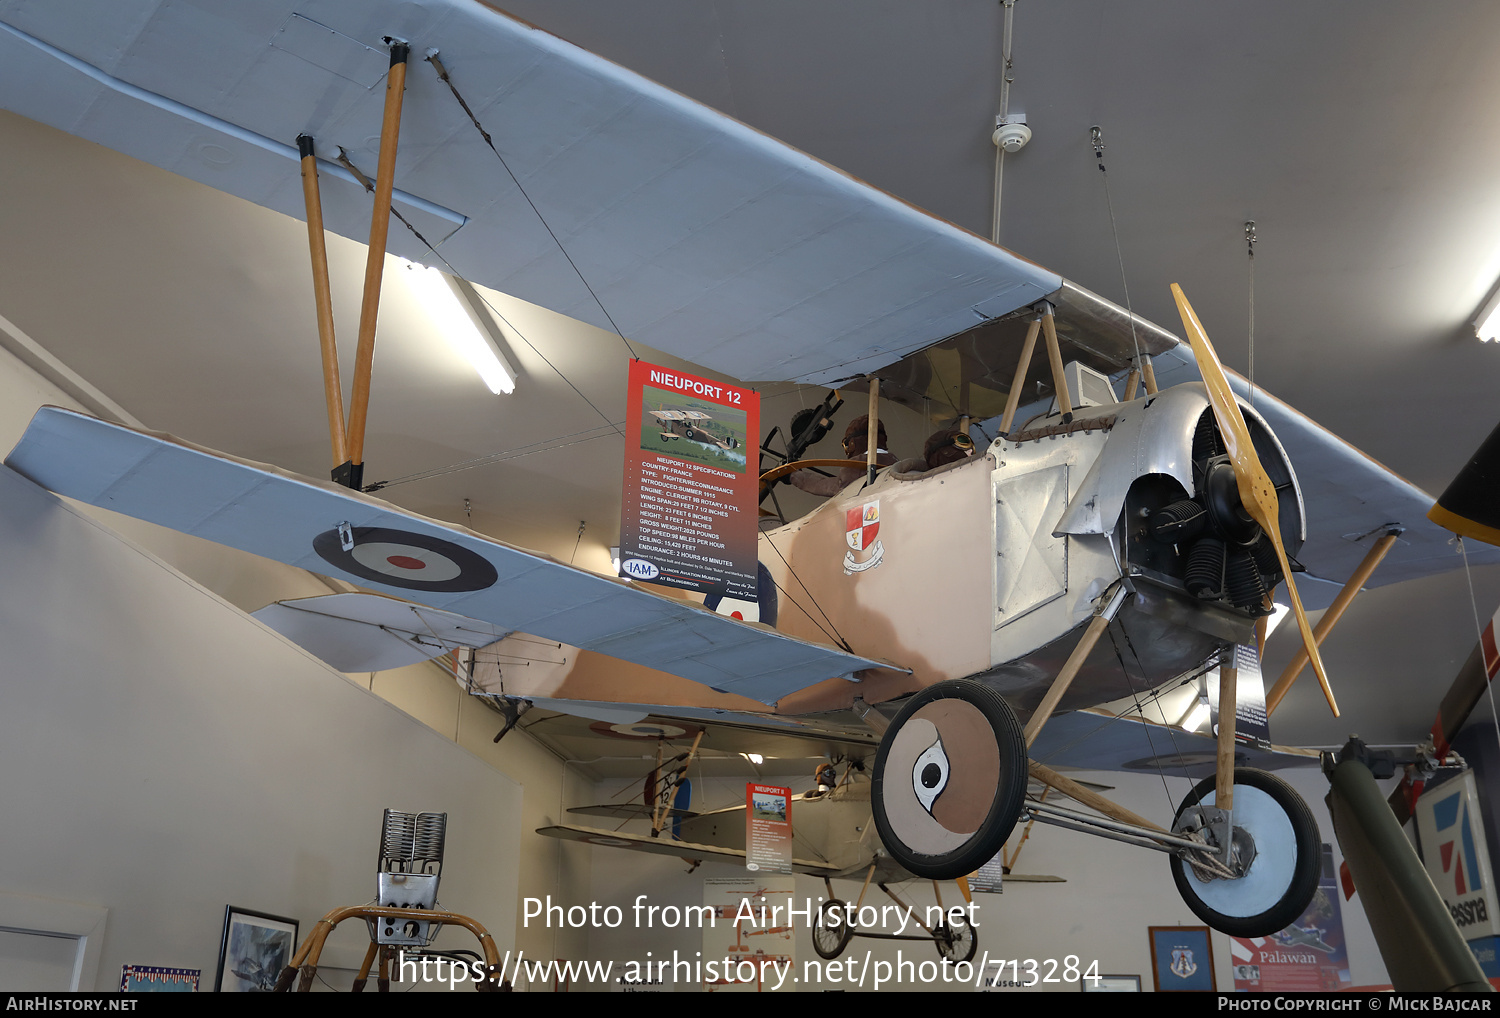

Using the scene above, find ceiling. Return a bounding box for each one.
[1,1,1498,754]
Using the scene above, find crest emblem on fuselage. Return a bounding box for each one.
[843,501,884,574]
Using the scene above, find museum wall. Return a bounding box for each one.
[574,768,1394,992]
[0,343,592,990]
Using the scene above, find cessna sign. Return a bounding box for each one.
[1416,771,1500,940]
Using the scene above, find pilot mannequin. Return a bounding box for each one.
[789,415,897,497]
[923,428,976,469]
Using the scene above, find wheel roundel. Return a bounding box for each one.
[1170,767,1321,937]
[871,680,1028,879]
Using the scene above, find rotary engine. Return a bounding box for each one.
[1124,405,1304,615]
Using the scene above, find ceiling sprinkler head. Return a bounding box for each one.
[992,121,1032,153]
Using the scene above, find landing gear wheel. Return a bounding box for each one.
[812,899,854,960]
[1170,767,1320,937]
[871,680,1027,879]
[933,919,977,963]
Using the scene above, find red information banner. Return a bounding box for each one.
[745,783,792,874]
[619,360,759,601]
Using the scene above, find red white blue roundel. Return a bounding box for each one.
[312,527,498,592]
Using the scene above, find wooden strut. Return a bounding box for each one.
[1140,353,1159,395]
[342,42,411,490]
[1022,585,1128,747]
[1004,785,1049,870]
[1040,305,1073,421]
[854,863,877,910]
[297,135,347,469]
[999,315,1041,435]
[877,882,934,936]
[1264,530,1400,715]
[866,376,880,486]
[1028,760,1165,833]
[1216,652,1238,810]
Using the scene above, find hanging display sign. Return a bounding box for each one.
[619,360,759,600]
[1207,643,1272,749]
[745,783,793,874]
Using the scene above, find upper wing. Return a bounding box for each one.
[4,407,903,704]
[2,1,1483,598]
[0,0,1060,384]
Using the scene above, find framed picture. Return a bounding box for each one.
[1081,973,1141,992]
[214,906,300,992]
[1149,925,1216,991]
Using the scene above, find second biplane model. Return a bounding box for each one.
[1,0,1492,941]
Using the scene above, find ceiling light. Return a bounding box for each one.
[741,752,764,765]
[1182,700,1211,733]
[398,258,518,393]
[1475,283,1500,342]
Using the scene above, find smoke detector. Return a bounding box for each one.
[992,120,1032,153]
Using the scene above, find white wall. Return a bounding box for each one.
[0,341,592,991]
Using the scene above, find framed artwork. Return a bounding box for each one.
[1081,973,1141,992]
[214,906,300,992]
[1149,925,1216,991]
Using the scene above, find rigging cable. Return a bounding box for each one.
[1091,126,1143,377]
[426,52,639,362]
[1246,220,1257,406]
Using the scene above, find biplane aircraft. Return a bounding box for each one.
[1,0,1494,943]
[648,409,741,453]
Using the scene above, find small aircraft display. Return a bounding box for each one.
[4,0,1497,945]
[541,752,983,963]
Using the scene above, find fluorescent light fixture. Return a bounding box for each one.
[741,752,764,765]
[398,258,518,393]
[610,546,620,574]
[1182,700,1211,733]
[1476,283,1500,342]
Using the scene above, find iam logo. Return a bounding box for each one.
[1433,788,1483,896]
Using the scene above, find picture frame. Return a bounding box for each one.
[214,906,300,992]
[1149,925,1216,991]
[1081,973,1141,992]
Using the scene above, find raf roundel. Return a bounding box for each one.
[312,527,499,592]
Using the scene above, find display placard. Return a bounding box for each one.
[619,361,759,600]
[745,783,792,874]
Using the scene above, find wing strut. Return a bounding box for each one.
[297,134,347,470]
[341,42,411,491]
[1265,528,1402,714]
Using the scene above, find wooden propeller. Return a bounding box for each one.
[1171,284,1339,717]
